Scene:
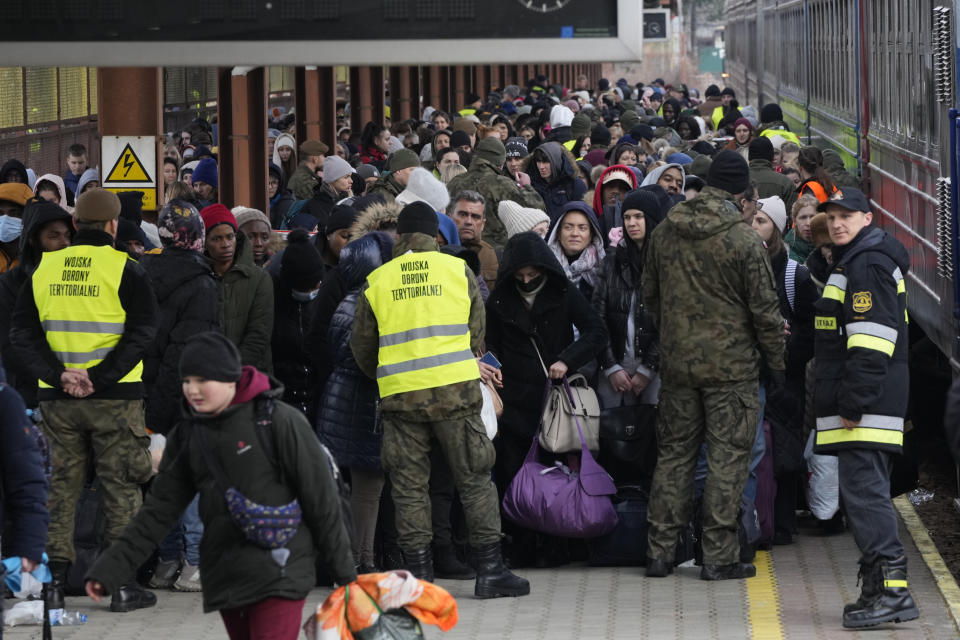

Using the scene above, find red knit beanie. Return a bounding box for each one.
[199,204,237,232]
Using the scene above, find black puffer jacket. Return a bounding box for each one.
[0,201,73,407]
[140,249,221,435]
[592,242,659,374]
[485,232,608,438]
[315,232,394,470]
[528,142,587,224]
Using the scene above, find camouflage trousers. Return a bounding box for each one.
[381,412,501,551]
[40,399,153,564]
[646,381,759,565]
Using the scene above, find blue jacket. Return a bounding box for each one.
[315,233,393,469]
[0,382,49,561]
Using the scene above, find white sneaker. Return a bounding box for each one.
[173,563,201,592]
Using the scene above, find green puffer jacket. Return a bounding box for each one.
[643,185,785,387]
[350,232,485,421]
[219,231,274,372]
[287,163,320,201]
[748,158,797,212]
[87,380,356,612]
[445,157,545,251]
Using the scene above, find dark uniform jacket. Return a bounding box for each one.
[86,380,356,612]
[643,185,785,387]
[11,229,158,401]
[485,232,607,439]
[350,233,485,421]
[140,248,221,435]
[813,226,909,454]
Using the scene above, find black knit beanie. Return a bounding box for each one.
[281,228,325,291]
[591,125,611,147]
[760,103,784,124]
[325,205,360,234]
[706,150,750,195]
[179,332,242,382]
[748,137,775,163]
[397,201,439,237]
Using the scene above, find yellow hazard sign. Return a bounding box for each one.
[105,143,152,183]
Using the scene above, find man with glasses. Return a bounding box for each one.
[448,190,498,290]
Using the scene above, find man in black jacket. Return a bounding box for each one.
[812,188,917,628]
[10,189,158,613]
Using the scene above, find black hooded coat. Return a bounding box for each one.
[528,142,587,224]
[0,201,73,406]
[0,159,28,185]
[485,232,608,440]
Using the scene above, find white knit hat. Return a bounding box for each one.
[395,167,451,212]
[550,105,575,129]
[758,195,788,233]
[322,156,356,184]
[498,200,551,238]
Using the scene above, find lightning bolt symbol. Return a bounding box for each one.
[123,151,135,177]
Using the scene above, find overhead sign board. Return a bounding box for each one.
[101,137,158,211]
[0,0,642,65]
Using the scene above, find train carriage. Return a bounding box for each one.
[724,0,958,364]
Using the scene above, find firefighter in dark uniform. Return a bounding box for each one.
[812,187,918,628]
[10,188,158,613]
[350,201,529,599]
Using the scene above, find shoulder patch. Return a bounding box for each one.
[852,291,872,313]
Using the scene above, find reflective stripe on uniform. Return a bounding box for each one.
[893,267,906,294]
[42,320,126,333]
[379,323,469,348]
[376,349,475,378]
[847,333,895,356]
[816,414,904,431]
[53,347,115,364]
[846,321,898,343]
[884,579,908,588]
[823,274,847,303]
[816,427,904,447]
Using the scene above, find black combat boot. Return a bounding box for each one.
[402,548,434,583]
[842,556,919,628]
[472,542,530,599]
[843,559,879,614]
[110,581,157,613]
[432,543,475,580]
[645,558,674,578]
[700,562,757,580]
[46,561,68,610]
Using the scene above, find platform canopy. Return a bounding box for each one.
[0,0,641,66]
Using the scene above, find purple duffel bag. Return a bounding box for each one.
[502,378,618,539]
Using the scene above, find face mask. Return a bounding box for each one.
[291,288,319,302]
[0,215,22,243]
[516,274,545,293]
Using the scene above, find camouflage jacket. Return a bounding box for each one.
[287,163,320,201]
[366,173,404,202]
[642,185,785,387]
[350,232,485,420]
[446,157,545,251]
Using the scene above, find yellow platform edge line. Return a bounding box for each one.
[747,550,784,639]
[893,495,960,633]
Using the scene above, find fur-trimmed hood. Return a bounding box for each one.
[347,200,402,241]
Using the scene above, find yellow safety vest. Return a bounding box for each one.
[711,105,725,130]
[759,128,802,146]
[32,244,143,388]
[364,251,479,397]
[562,139,577,153]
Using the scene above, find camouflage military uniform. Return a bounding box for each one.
[642,185,785,565]
[350,232,500,549]
[42,399,153,561]
[287,163,320,201]
[446,157,545,251]
[366,173,404,202]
